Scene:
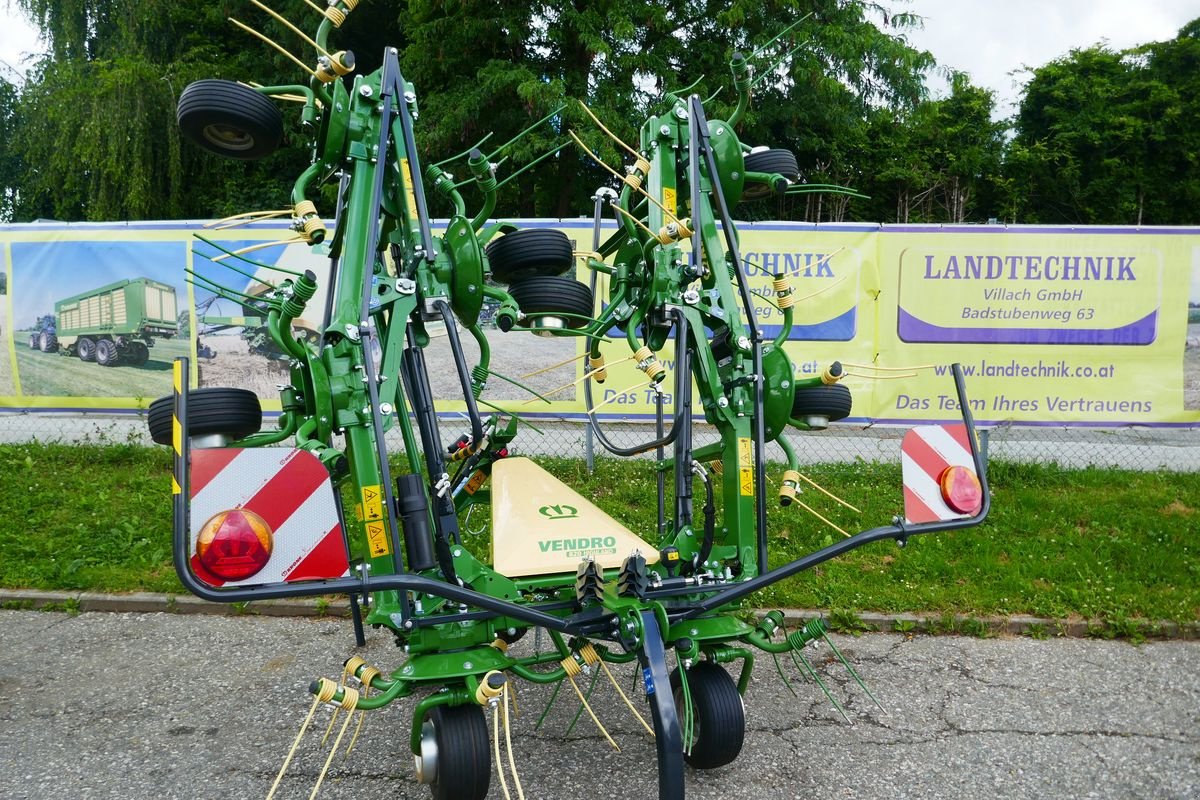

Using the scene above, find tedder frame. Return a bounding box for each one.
[150,3,991,798]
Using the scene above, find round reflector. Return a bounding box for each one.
[939,466,982,515]
[196,509,273,581]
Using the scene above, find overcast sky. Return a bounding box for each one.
[893,0,1198,117]
[2,1,1197,107]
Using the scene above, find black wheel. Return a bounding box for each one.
[671,661,745,769]
[741,148,800,201]
[507,275,594,332]
[77,337,96,362]
[39,331,58,352]
[416,704,491,800]
[177,79,284,160]
[791,383,852,426]
[28,333,39,349]
[485,228,574,283]
[146,387,263,446]
[95,338,118,367]
[128,341,150,366]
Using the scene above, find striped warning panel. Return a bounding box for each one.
[189,448,349,588]
[901,424,981,524]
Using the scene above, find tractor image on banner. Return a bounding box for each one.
[148,3,990,799]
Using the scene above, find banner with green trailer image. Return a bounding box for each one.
[1,220,1199,428]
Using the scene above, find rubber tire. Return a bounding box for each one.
[128,341,150,366]
[39,331,58,353]
[146,387,263,446]
[77,337,96,362]
[507,275,594,330]
[425,704,491,800]
[28,334,37,349]
[791,383,852,422]
[95,338,118,367]
[485,228,574,283]
[741,149,800,201]
[177,79,284,160]
[671,662,746,769]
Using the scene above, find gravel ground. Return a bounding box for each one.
[0,610,1196,800]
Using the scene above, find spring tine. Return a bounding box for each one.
[772,653,799,698]
[820,630,886,713]
[794,649,852,725]
[534,678,563,732]
[564,667,602,736]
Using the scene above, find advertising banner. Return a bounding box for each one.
[2,220,1197,429]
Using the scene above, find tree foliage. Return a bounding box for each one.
[2,2,1197,226]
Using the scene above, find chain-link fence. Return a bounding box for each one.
[2,410,1196,471]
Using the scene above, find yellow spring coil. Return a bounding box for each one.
[821,363,843,385]
[559,654,583,677]
[774,275,795,309]
[633,346,666,382]
[589,355,607,383]
[623,156,652,191]
[655,217,694,246]
[476,671,506,705]
[779,469,800,505]
[342,0,358,9]
[323,6,345,26]
[294,199,317,218]
[357,666,380,689]
[315,51,354,83]
[708,459,723,475]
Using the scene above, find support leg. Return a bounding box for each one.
[637,610,684,800]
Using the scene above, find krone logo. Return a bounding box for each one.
[538,503,579,520]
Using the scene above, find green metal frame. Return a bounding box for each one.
[165,5,992,798]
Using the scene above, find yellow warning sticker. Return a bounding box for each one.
[663,187,677,217]
[738,438,752,469]
[361,485,383,521]
[739,468,754,496]
[366,521,390,557]
[401,158,419,220]
[464,470,487,495]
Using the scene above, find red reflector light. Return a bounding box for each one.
[196,509,273,581]
[939,466,982,515]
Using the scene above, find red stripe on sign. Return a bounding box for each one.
[189,448,243,498]
[945,423,972,455]
[903,430,950,484]
[903,485,941,524]
[285,523,349,582]
[241,451,330,531]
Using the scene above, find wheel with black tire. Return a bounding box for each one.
[128,341,150,366]
[177,79,284,160]
[28,333,38,349]
[415,704,490,800]
[95,338,118,367]
[77,337,96,362]
[507,275,594,333]
[485,228,574,283]
[791,383,852,428]
[38,331,58,353]
[671,661,745,769]
[741,148,800,201]
[146,387,263,446]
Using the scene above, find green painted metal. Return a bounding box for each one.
[162,6,990,797]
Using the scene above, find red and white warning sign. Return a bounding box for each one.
[901,424,983,524]
[189,448,349,587]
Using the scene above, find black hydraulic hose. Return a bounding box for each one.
[688,95,768,573]
[693,463,716,569]
[435,300,484,445]
[673,312,694,531]
[400,328,460,583]
[583,308,688,456]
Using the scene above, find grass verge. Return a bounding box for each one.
[1,443,1197,625]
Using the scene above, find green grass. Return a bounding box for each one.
[12,336,189,399]
[1,443,1198,625]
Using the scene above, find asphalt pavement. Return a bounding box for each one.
[0,609,1196,800]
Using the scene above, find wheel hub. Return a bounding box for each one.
[202,123,255,151]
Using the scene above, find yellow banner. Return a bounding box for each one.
[1,221,1196,428]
